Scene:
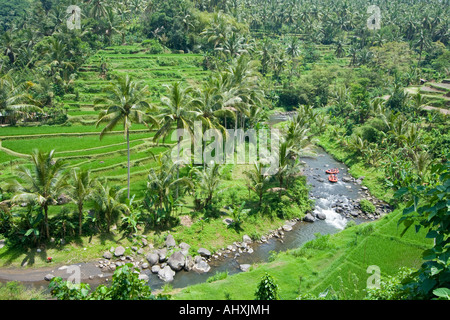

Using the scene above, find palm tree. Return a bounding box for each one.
[334,39,346,58]
[193,162,222,210]
[415,30,431,69]
[0,74,41,125]
[95,74,157,200]
[244,161,269,209]
[43,38,75,81]
[153,81,194,143]
[153,81,195,196]
[11,150,68,240]
[145,152,193,224]
[88,0,109,20]
[68,168,96,236]
[92,181,129,233]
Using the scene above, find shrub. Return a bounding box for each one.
[359,199,376,214]
[255,273,280,300]
[49,264,170,300]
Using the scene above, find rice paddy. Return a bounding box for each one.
[0,44,210,191]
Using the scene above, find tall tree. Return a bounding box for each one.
[95,75,157,199]
[11,149,68,240]
[68,168,96,236]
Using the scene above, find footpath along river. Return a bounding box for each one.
[0,147,378,292]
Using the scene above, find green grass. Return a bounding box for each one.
[0,281,49,300]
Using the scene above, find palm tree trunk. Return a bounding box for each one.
[44,204,49,240]
[78,203,83,236]
[127,130,131,200]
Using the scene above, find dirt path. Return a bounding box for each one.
[0,261,112,287]
[422,105,450,115]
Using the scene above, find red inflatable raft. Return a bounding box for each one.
[326,168,339,174]
[328,174,338,183]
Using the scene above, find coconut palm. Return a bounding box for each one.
[95,74,157,200]
[244,161,269,209]
[92,181,129,233]
[0,74,41,125]
[193,162,222,210]
[145,152,193,224]
[153,81,194,143]
[68,168,96,236]
[11,150,68,240]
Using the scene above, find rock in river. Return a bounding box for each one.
[303,213,315,222]
[167,251,186,271]
[44,274,54,281]
[103,251,112,259]
[192,256,211,273]
[242,235,252,244]
[158,266,175,282]
[316,212,327,220]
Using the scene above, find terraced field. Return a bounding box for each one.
[405,79,450,112]
[0,44,210,197]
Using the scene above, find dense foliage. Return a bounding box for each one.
[0,0,448,301]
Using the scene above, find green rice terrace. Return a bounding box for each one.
[0,45,211,197]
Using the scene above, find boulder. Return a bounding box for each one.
[239,264,251,272]
[316,212,327,220]
[197,248,211,258]
[145,252,159,266]
[158,266,175,282]
[303,213,315,223]
[242,235,252,244]
[165,234,176,248]
[184,255,194,271]
[44,274,54,281]
[157,248,168,262]
[114,246,125,257]
[103,251,112,260]
[141,262,149,269]
[167,251,186,271]
[282,224,292,232]
[151,265,161,274]
[57,194,70,205]
[222,218,234,226]
[138,274,149,282]
[192,257,211,273]
[179,242,191,256]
